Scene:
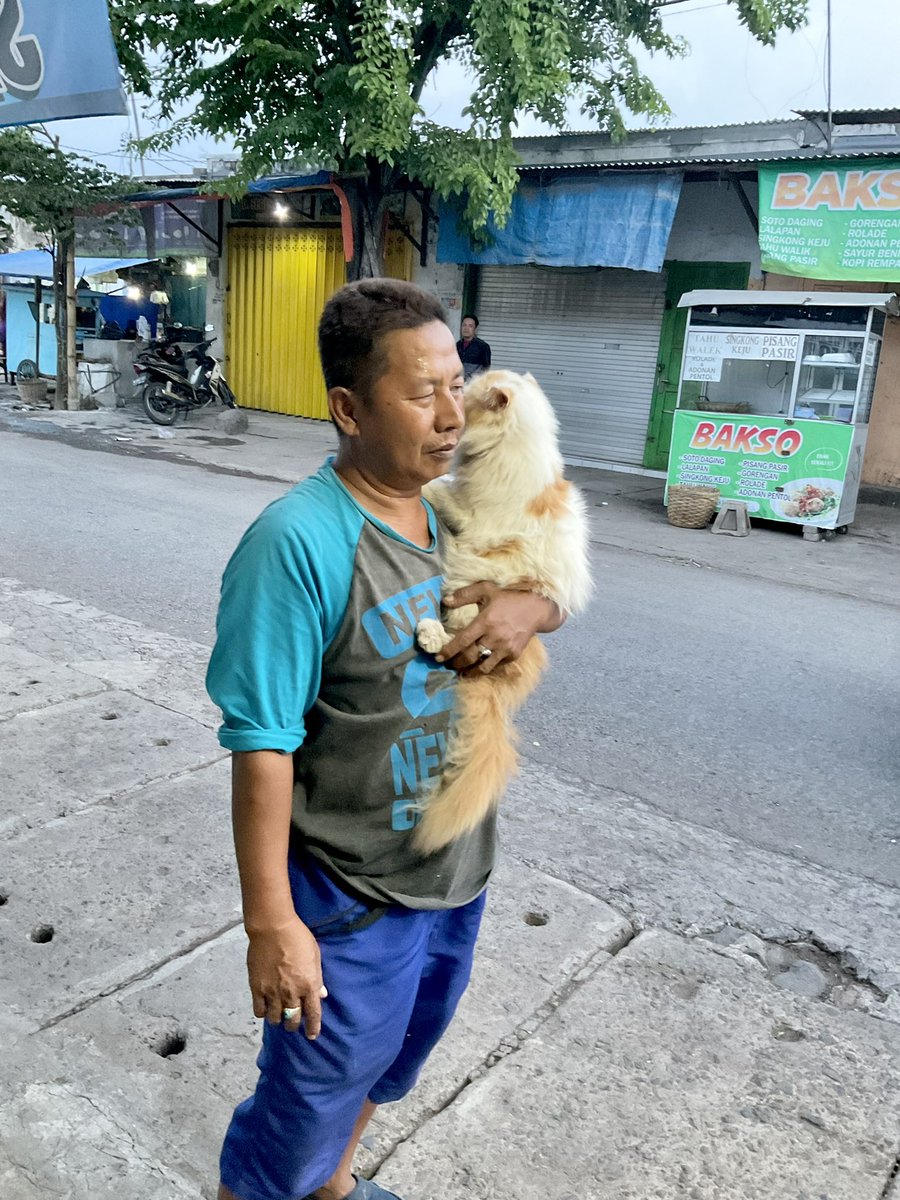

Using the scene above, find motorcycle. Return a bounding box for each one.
[134,325,238,425]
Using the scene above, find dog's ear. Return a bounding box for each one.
[523,372,537,384]
[486,386,511,410]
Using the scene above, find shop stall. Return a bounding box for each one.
[0,252,156,380]
[666,291,897,530]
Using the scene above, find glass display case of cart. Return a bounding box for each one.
[675,293,886,425]
[665,291,898,533]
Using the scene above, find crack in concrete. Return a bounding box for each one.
[0,684,110,724]
[700,923,890,1006]
[3,1156,51,1193]
[69,1086,196,1185]
[367,922,639,1179]
[36,917,243,1031]
[788,929,888,1001]
[36,752,231,829]
[117,691,218,730]
[504,852,896,1012]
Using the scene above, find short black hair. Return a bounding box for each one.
[461,313,479,327]
[318,279,448,395]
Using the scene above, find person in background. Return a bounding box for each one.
[456,313,491,380]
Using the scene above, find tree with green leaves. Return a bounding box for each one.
[0,128,132,406]
[111,0,808,276]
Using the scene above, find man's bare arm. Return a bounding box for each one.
[232,751,326,1038]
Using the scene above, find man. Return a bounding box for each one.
[456,313,491,380]
[207,279,561,1200]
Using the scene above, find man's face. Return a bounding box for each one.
[460,317,477,340]
[352,320,465,491]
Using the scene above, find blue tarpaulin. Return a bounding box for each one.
[0,251,152,279]
[0,0,125,126]
[247,172,332,193]
[438,172,683,272]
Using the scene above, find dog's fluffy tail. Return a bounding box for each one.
[412,637,548,855]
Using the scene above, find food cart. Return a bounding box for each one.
[665,290,897,531]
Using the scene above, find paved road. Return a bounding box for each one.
[3,429,898,888]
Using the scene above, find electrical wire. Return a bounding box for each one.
[653,0,728,9]
[56,142,215,175]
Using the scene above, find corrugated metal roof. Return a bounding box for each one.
[514,118,800,140]
[513,113,900,170]
[514,110,900,141]
[517,147,900,170]
[679,289,898,310]
[797,108,900,125]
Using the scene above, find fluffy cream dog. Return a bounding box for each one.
[415,369,592,854]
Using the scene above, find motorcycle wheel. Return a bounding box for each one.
[142,383,179,425]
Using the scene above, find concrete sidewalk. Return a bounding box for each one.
[3,390,900,1197]
[3,385,899,611]
[2,576,900,1199]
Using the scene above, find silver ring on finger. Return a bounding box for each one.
[282,1006,301,1022]
[477,643,492,659]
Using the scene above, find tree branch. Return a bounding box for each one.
[410,14,466,105]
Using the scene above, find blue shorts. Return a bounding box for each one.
[220,853,487,1200]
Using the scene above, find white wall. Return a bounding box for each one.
[206,253,226,342]
[205,204,228,347]
[666,178,761,276]
[410,203,465,335]
[0,213,43,253]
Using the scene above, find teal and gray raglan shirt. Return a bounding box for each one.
[206,460,495,910]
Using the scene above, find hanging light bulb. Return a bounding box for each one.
[125,285,142,301]
[273,201,289,221]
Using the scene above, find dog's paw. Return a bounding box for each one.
[417,618,452,655]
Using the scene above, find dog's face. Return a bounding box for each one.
[462,369,559,445]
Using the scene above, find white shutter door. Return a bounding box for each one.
[477,266,665,466]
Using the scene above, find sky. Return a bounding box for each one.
[44,0,900,177]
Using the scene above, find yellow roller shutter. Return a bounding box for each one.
[383,227,414,281]
[227,226,346,418]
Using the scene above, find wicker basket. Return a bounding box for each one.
[667,484,720,528]
[16,378,49,406]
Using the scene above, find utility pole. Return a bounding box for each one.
[65,237,77,409]
[130,94,147,179]
[825,0,834,152]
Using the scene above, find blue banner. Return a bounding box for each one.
[0,0,125,126]
[438,172,684,272]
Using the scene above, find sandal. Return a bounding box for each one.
[303,1177,404,1200]
[343,1177,404,1200]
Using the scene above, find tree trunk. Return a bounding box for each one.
[65,238,77,409]
[346,163,393,280]
[355,202,385,279]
